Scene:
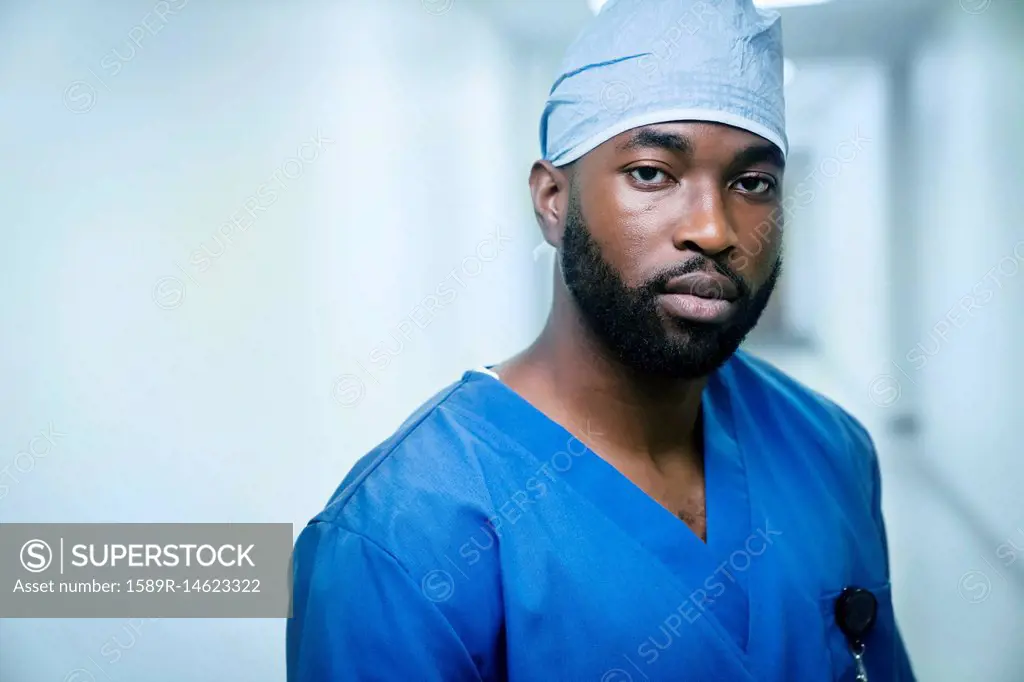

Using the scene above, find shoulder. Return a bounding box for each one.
[295,374,508,651]
[723,351,891,578]
[723,350,878,494]
[308,373,502,569]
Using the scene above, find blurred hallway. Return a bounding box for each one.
[1,0,1022,680]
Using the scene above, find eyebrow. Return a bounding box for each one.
[727,144,786,173]
[618,129,786,172]
[618,129,693,155]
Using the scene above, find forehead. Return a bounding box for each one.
[569,121,782,180]
[602,121,783,161]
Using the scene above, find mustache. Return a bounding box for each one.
[648,256,751,298]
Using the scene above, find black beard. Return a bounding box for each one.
[560,188,782,380]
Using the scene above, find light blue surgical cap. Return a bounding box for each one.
[540,0,788,167]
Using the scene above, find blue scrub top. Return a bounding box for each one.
[288,350,916,681]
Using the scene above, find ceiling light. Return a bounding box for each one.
[783,57,797,86]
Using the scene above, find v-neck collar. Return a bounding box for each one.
[457,361,755,653]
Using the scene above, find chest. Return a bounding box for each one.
[616,457,709,541]
[658,477,707,541]
[490,487,899,682]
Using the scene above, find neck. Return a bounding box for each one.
[498,282,707,465]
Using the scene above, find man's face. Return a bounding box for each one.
[559,121,784,379]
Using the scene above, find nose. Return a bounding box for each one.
[670,182,737,256]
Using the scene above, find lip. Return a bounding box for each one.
[658,293,737,324]
[663,272,739,301]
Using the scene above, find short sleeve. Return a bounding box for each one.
[287,521,483,682]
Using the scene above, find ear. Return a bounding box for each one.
[528,160,572,249]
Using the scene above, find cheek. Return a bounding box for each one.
[728,206,783,280]
[589,211,662,286]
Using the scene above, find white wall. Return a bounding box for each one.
[771,17,1024,676]
[0,1,540,680]
[888,2,1024,680]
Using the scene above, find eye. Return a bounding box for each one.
[628,166,670,185]
[732,174,777,197]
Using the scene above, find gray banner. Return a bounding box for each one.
[0,523,292,617]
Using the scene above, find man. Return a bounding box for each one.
[288,0,916,680]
